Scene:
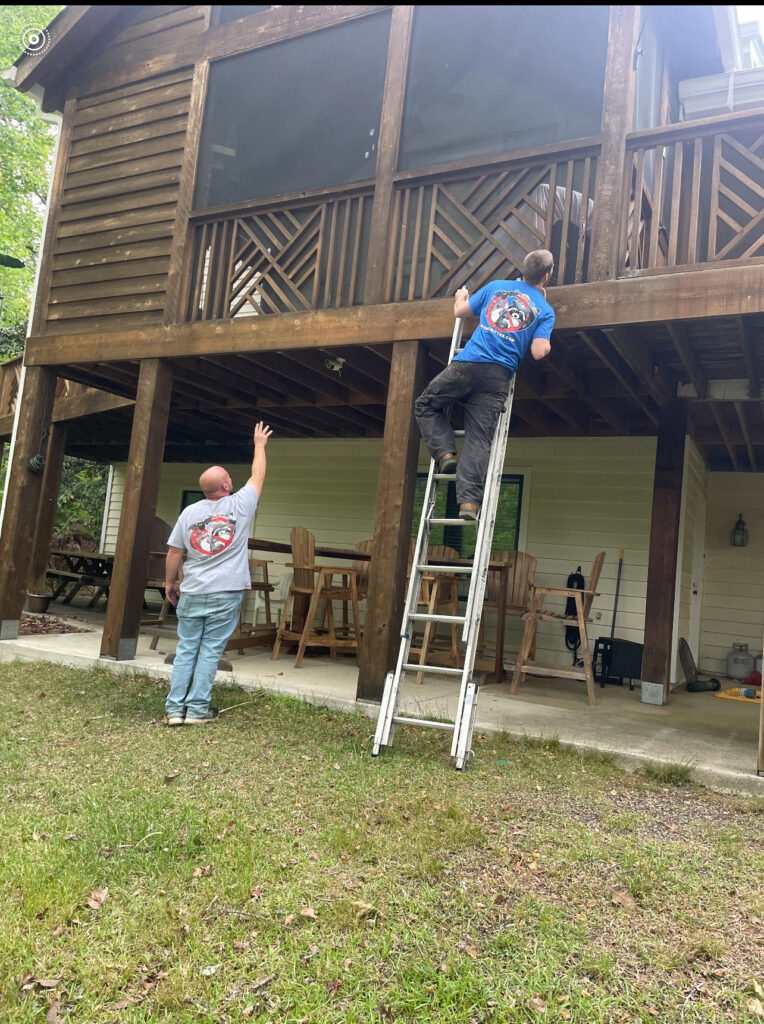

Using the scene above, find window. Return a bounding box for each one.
[195,12,391,208]
[411,474,524,560]
[180,489,204,511]
[399,6,609,171]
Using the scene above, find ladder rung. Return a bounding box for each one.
[454,430,465,437]
[416,563,473,575]
[433,473,458,480]
[429,518,477,526]
[392,716,455,731]
[403,662,464,676]
[409,613,466,623]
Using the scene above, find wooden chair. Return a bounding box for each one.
[409,544,461,684]
[228,558,277,655]
[328,538,372,633]
[271,527,362,667]
[477,550,537,669]
[510,552,606,706]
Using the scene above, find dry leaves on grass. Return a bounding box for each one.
[87,888,108,910]
[46,998,60,1024]
[610,888,638,912]
[20,974,61,991]
[192,866,212,878]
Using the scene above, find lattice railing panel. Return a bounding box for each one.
[186,190,373,321]
[620,119,764,273]
[386,153,597,301]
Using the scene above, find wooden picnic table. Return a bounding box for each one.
[47,549,115,608]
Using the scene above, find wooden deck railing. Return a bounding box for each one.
[184,181,375,321]
[0,357,86,425]
[619,109,764,275]
[385,138,601,300]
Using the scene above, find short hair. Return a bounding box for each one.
[522,249,554,286]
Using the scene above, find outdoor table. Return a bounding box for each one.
[47,549,115,608]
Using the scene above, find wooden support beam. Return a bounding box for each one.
[578,330,659,426]
[666,322,706,398]
[602,326,673,407]
[733,402,757,471]
[642,402,687,698]
[100,359,172,661]
[24,264,764,367]
[737,316,760,398]
[29,422,68,592]
[0,367,58,638]
[708,403,740,470]
[364,6,414,305]
[588,6,641,280]
[357,339,427,702]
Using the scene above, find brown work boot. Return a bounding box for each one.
[459,503,479,521]
[438,453,458,475]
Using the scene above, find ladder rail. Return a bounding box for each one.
[372,312,516,769]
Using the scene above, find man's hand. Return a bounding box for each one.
[165,580,181,607]
[454,287,472,319]
[254,421,273,447]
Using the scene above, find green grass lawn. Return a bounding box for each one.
[1,661,762,1024]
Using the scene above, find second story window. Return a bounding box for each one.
[195,11,391,209]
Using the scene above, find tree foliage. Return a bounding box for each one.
[0,5,62,331]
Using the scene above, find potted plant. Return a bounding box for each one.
[26,575,53,614]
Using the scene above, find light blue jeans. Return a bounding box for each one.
[165,590,244,720]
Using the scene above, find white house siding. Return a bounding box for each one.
[673,438,708,677]
[700,471,764,677]
[105,434,659,672]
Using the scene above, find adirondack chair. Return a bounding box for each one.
[271,526,361,667]
[510,552,606,706]
[477,550,537,668]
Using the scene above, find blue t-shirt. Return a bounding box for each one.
[453,279,555,374]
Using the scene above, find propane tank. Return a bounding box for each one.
[726,643,754,681]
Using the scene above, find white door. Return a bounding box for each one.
[688,498,706,660]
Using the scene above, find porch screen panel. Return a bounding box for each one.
[194,12,391,209]
[399,5,609,171]
[412,474,523,559]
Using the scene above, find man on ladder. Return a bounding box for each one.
[415,249,556,521]
[372,250,555,769]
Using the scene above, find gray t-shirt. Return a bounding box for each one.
[167,485,258,595]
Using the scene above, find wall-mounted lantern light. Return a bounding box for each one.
[730,513,749,548]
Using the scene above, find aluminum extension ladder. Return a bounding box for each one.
[372,316,516,770]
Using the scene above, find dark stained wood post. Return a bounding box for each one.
[357,338,427,701]
[0,366,58,638]
[28,421,68,591]
[588,5,641,281]
[642,401,687,699]
[100,358,172,661]
[363,5,414,305]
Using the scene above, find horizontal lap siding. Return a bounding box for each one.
[700,472,764,675]
[106,437,658,653]
[500,437,655,669]
[44,66,194,334]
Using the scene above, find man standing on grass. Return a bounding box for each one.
[414,249,555,521]
[163,421,272,726]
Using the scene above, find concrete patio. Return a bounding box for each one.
[2,599,762,797]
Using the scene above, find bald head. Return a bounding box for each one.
[199,465,233,499]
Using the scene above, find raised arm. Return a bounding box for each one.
[247,420,273,497]
[454,286,472,319]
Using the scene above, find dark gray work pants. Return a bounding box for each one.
[414,360,512,505]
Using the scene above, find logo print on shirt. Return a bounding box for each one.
[485,290,539,334]
[190,514,236,555]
